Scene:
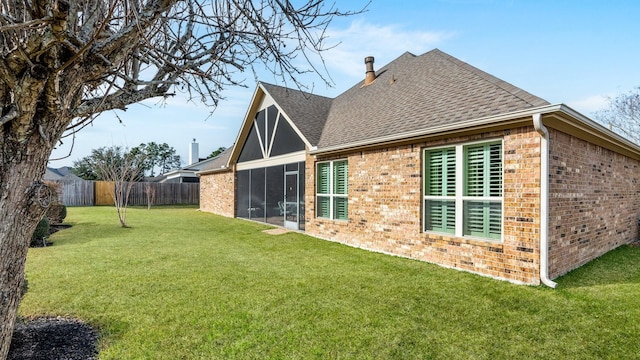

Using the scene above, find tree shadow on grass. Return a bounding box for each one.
[554,244,640,289]
[48,222,135,247]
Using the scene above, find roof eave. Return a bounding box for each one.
[309,104,640,159]
[196,165,230,176]
[310,104,564,155]
[226,84,266,169]
[549,104,640,159]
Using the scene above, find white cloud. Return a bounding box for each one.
[321,20,455,87]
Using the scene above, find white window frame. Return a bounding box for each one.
[423,139,504,241]
[316,159,348,221]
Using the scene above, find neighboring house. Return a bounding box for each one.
[156,141,224,183]
[159,158,213,183]
[197,49,640,286]
[44,166,83,182]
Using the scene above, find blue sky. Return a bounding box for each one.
[49,0,640,168]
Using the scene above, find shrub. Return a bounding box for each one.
[43,180,63,205]
[30,217,50,247]
[47,204,67,224]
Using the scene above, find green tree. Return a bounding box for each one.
[130,142,181,177]
[0,1,364,355]
[71,157,99,181]
[207,146,227,159]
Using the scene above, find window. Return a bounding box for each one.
[316,160,348,220]
[424,148,456,234]
[423,141,502,240]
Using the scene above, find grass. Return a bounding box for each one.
[20,206,640,359]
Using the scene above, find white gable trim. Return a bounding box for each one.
[236,150,306,171]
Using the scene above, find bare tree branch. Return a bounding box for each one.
[595,86,640,144]
[0,1,366,356]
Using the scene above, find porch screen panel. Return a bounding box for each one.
[255,110,266,149]
[238,123,264,163]
[298,162,306,230]
[265,105,278,147]
[270,114,306,157]
[265,165,284,225]
[250,168,266,221]
[236,170,250,219]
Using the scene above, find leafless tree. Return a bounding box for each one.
[92,146,146,227]
[595,86,640,144]
[144,182,155,210]
[0,1,365,357]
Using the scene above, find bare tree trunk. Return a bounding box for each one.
[0,154,51,359]
[145,182,155,210]
[0,1,364,357]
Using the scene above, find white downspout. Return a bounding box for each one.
[533,113,558,288]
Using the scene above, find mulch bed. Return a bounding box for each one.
[8,317,98,360]
[10,224,99,359]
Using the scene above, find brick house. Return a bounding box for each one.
[198,49,640,286]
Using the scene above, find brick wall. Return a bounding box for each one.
[548,129,640,278]
[306,126,543,285]
[199,170,235,217]
[199,125,640,285]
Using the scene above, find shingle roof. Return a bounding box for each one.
[250,49,549,152]
[44,167,83,182]
[260,83,333,146]
[198,146,233,173]
[317,49,549,149]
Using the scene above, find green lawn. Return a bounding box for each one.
[20,206,640,359]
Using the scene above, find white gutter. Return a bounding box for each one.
[195,165,228,176]
[310,103,640,157]
[310,104,567,155]
[532,113,558,288]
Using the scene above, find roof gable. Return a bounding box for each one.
[260,83,332,146]
[318,49,549,149]
[227,82,333,165]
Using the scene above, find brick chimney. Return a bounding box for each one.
[364,56,376,85]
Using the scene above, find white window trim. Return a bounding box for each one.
[423,139,504,241]
[316,159,348,221]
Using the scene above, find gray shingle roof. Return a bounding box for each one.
[317,49,549,149]
[260,83,333,146]
[44,167,83,182]
[198,146,233,173]
[252,49,549,152]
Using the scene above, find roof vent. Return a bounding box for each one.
[364,56,376,85]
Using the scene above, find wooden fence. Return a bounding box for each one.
[59,180,199,206]
[61,180,95,206]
